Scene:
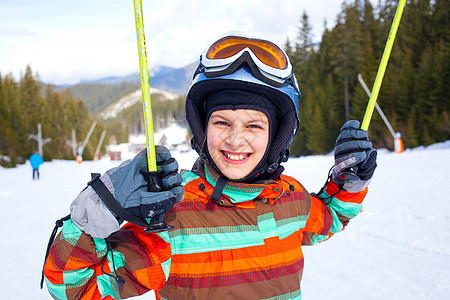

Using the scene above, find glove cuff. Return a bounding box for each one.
[331,167,372,193]
[70,185,121,239]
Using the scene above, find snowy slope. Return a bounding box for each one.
[100,88,179,120]
[0,141,449,299]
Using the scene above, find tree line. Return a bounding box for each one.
[104,94,187,144]
[288,0,448,156]
[1,0,447,166]
[0,66,106,167]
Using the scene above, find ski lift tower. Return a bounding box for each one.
[29,123,51,157]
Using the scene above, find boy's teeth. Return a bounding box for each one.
[225,152,247,160]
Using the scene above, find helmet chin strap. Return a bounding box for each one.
[210,176,228,203]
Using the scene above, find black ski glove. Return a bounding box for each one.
[104,146,184,226]
[71,146,184,238]
[332,120,377,192]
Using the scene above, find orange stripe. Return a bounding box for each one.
[304,196,326,234]
[170,247,303,277]
[325,181,368,204]
[170,235,304,276]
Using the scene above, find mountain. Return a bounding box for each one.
[78,63,197,95]
[65,62,197,114]
[99,87,180,120]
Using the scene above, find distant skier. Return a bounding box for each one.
[29,152,43,180]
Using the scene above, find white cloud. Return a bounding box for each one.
[0,0,347,85]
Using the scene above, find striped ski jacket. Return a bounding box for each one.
[43,160,367,299]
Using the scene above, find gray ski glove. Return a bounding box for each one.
[71,146,184,238]
[332,120,377,193]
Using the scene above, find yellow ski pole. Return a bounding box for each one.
[133,0,173,233]
[133,0,157,171]
[361,0,406,131]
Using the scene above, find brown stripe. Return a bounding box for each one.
[48,243,66,270]
[171,200,241,213]
[70,246,99,263]
[110,229,159,269]
[301,231,315,245]
[167,190,311,229]
[166,258,303,288]
[272,191,311,220]
[160,262,303,299]
[66,274,96,300]
[320,206,333,235]
[166,202,260,229]
[117,268,150,298]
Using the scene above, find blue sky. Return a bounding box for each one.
[0,0,344,85]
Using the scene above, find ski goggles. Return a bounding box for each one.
[194,34,298,91]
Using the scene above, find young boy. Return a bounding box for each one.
[42,34,377,299]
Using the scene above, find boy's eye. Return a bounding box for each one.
[248,124,262,129]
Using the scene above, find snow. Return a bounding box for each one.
[129,123,190,150]
[100,88,179,120]
[107,123,190,160]
[1,139,449,299]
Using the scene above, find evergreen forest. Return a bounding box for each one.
[0,0,448,167]
[288,0,449,155]
[0,66,107,166]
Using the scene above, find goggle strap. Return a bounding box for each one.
[193,56,205,79]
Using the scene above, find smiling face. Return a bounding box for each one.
[206,109,269,180]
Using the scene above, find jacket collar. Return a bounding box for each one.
[191,158,284,205]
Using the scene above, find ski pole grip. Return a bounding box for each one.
[140,170,174,233]
[140,170,163,192]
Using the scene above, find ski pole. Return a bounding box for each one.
[133,0,157,172]
[358,73,396,138]
[133,0,173,233]
[361,0,406,131]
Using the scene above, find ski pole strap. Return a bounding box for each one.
[88,173,149,228]
[40,214,71,289]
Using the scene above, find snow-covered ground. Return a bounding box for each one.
[1,141,449,299]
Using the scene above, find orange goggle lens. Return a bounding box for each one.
[205,36,288,70]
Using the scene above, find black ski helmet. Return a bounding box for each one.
[185,34,301,181]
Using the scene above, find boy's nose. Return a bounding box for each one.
[226,128,246,148]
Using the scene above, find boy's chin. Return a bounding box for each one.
[219,166,252,181]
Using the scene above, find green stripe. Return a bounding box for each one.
[96,249,127,299]
[169,224,259,238]
[61,220,82,246]
[161,258,172,280]
[258,213,308,240]
[45,278,69,300]
[105,249,126,270]
[170,226,263,254]
[204,165,264,203]
[93,237,108,258]
[63,268,94,288]
[328,197,363,219]
[97,274,122,299]
[258,213,278,240]
[329,208,344,234]
[276,215,308,240]
[318,190,362,219]
[156,230,171,243]
[258,213,273,222]
[310,233,330,245]
[262,288,302,299]
[181,170,200,186]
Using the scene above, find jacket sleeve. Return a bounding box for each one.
[43,219,172,300]
[302,180,367,245]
